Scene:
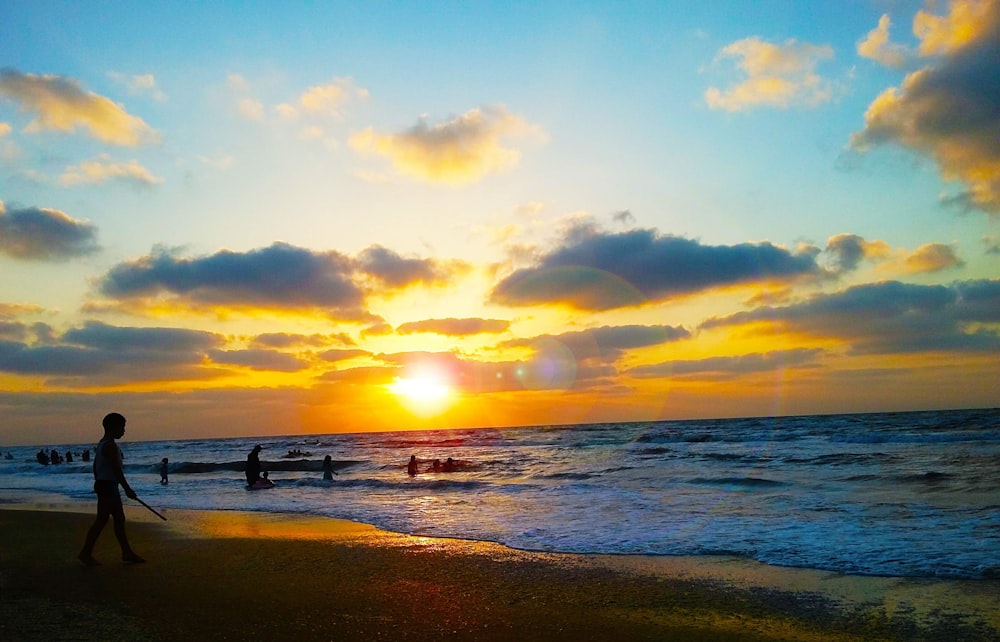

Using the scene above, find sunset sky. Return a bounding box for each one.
[1,0,998,445]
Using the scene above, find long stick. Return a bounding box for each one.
[134,496,167,521]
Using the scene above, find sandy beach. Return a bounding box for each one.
[1,504,998,642]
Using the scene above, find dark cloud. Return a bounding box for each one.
[629,348,825,379]
[356,245,468,288]
[207,348,307,372]
[98,242,365,312]
[396,317,510,336]
[0,321,224,380]
[490,228,821,310]
[850,4,1000,213]
[0,202,99,260]
[500,324,690,362]
[701,279,1000,354]
[318,348,370,362]
[251,332,356,348]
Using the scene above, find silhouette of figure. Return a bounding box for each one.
[432,459,442,472]
[66,451,74,463]
[160,458,169,484]
[443,457,456,473]
[253,471,275,489]
[82,449,90,462]
[407,455,418,476]
[50,449,62,464]
[78,412,145,565]
[322,455,338,481]
[246,445,262,488]
[37,450,49,465]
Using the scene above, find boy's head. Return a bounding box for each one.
[102,412,127,438]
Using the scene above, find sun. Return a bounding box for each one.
[387,374,455,416]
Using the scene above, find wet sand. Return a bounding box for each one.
[1,504,997,641]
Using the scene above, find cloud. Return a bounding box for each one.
[251,332,353,349]
[701,279,1000,354]
[0,200,99,260]
[299,78,368,118]
[207,348,308,372]
[0,69,158,145]
[858,14,912,69]
[705,37,835,111]
[349,105,544,183]
[59,154,162,186]
[628,348,825,380]
[237,97,265,121]
[824,233,891,272]
[500,324,690,363]
[0,321,224,381]
[97,242,365,313]
[823,234,960,274]
[851,0,1000,213]
[356,244,469,288]
[396,318,511,336]
[490,227,822,310]
[107,72,167,101]
[899,242,964,273]
[0,122,10,137]
[318,348,369,362]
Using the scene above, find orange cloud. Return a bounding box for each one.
[705,37,834,111]
[0,69,158,146]
[349,105,544,183]
[59,154,163,186]
[851,0,1000,213]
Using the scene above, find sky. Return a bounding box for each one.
[1,0,998,445]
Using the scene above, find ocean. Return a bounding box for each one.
[2,408,998,580]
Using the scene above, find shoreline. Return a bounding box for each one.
[2,502,998,641]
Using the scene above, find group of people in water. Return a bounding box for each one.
[407,455,458,476]
[35,448,90,465]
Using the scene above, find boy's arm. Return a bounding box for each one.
[103,441,137,499]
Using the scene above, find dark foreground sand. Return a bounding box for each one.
[1,505,998,641]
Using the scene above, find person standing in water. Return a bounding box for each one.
[78,412,145,565]
[160,457,169,484]
[246,445,262,488]
[322,455,338,481]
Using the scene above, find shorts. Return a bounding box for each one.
[94,480,121,498]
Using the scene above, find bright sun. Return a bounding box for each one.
[387,375,454,416]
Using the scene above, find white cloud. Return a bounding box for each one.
[705,37,835,111]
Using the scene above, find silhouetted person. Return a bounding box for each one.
[37,450,49,465]
[322,455,338,481]
[407,455,418,476]
[443,457,456,473]
[246,445,262,488]
[78,412,145,565]
[160,457,169,484]
[253,471,275,489]
[66,451,74,463]
[432,459,442,472]
[50,449,61,464]
[82,449,90,462]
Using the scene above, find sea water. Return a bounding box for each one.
[2,408,998,579]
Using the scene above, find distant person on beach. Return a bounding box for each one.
[407,455,418,476]
[66,451,74,462]
[160,458,169,484]
[322,455,338,481]
[246,445,262,488]
[36,449,49,465]
[78,412,145,565]
[432,458,442,472]
[50,449,62,464]
[82,449,90,462]
[443,457,456,473]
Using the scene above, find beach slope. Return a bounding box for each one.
[1,507,997,641]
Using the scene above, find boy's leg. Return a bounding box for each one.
[78,498,112,564]
[109,499,144,562]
